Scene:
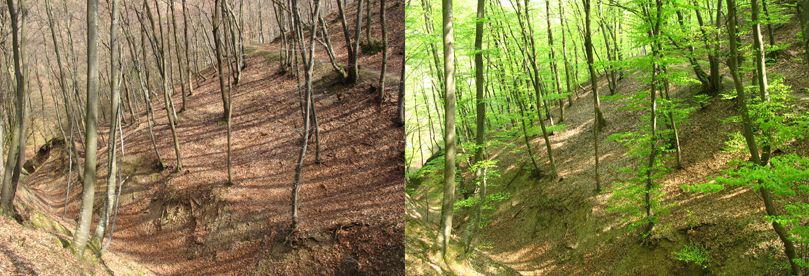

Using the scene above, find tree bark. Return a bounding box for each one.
[378,0,388,102]
[73,0,100,257]
[584,0,605,192]
[0,0,26,216]
[751,0,802,273]
[438,0,456,260]
[290,0,322,231]
[94,0,121,247]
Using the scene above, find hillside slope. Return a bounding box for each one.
[0,0,405,275]
[406,14,809,276]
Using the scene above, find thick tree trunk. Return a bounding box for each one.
[0,0,26,216]
[73,0,100,257]
[438,0,457,260]
[0,0,27,216]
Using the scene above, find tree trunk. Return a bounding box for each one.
[170,0,188,112]
[0,0,26,216]
[559,0,574,107]
[465,0,487,253]
[94,0,121,247]
[336,0,364,84]
[584,0,605,192]
[547,0,565,122]
[378,0,388,102]
[644,0,663,236]
[438,0,457,260]
[73,0,100,257]
[182,0,194,96]
[214,0,231,119]
[752,0,802,273]
[290,0,322,231]
[800,0,809,62]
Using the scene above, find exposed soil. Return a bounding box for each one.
[3,1,406,275]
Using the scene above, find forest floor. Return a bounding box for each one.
[0,1,405,275]
[406,14,809,276]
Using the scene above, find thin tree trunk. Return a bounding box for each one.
[183,0,195,96]
[547,0,565,122]
[336,0,364,83]
[584,0,605,192]
[378,0,388,102]
[214,0,232,119]
[170,0,188,112]
[290,0,322,231]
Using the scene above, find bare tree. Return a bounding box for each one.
[336,0,365,83]
[73,0,101,257]
[291,0,322,231]
[378,0,388,102]
[94,0,122,247]
[0,0,26,216]
[170,0,189,112]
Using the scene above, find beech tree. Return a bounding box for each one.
[438,0,457,259]
[73,0,100,256]
[0,0,26,215]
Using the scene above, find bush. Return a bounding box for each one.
[674,244,709,268]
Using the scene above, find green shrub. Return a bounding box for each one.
[674,244,709,268]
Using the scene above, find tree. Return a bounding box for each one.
[213,0,233,186]
[378,0,389,103]
[438,0,457,260]
[182,0,194,97]
[213,0,231,119]
[800,0,809,61]
[73,0,101,256]
[642,0,663,236]
[290,0,322,231]
[546,0,565,122]
[170,0,189,112]
[336,0,365,83]
[584,0,606,192]
[748,0,801,272]
[466,0,487,253]
[0,0,26,216]
[94,0,122,248]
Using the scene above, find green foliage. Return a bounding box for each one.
[687,77,809,270]
[673,244,710,268]
[693,94,710,110]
